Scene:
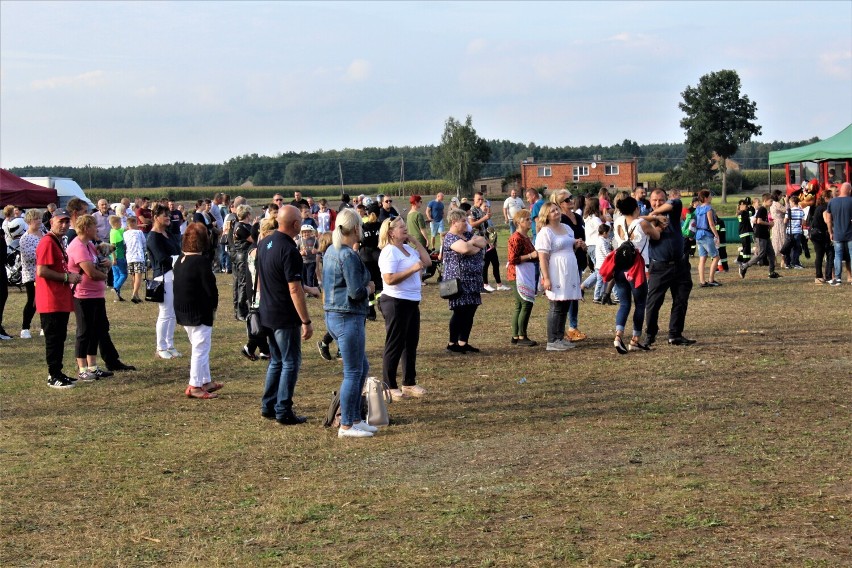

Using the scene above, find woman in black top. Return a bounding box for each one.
[146,205,181,359]
[174,223,220,399]
[359,202,383,320]
[810,190,834,284]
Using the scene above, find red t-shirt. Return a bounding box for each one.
[35,233,73,313]
[136,207,153,232]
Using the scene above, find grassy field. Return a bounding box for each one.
[2,250,850,566]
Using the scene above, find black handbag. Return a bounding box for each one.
[145,277,164,303]
[439,277,460,299]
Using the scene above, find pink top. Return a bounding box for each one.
[67,238,106,299]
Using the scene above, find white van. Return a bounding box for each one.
[22,177,96,211]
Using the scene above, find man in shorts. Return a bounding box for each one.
[425,193,445,249]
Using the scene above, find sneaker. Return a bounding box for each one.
[768,272,782,279]
[47,374,76,389]
[167,348,182,358]
[402,384,427,397]
[460,343,480,353]
[668,336,697,346]
[389,388,408,401]
[738,263,747,279]
[516,338,538,347]
[114,289,126,302]
[93,367,114,379]
[511,337,518,345]
[353,421,379,433]
[20,329,32,339]
[446,343,466,354]
[496,284,510,291]
[830,279,842,286]
[259,352,270,360]
[0,327,11,340]
[40,329,44,336]
[483,284,495,293]
[546,341,570,351]
[558,339,576,349]
[338,426,373,438]
[77,370,97,382]
[131,296,143,304]
[156,349,174,359]
[793,264,805,270]
[317,340,333,361]
[592,298,602,304]
[708,281,722,287]
[241,345,258,361]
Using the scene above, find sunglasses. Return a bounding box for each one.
[384,200,393,204]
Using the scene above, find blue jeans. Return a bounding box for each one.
[112,258,128,292]
[614,270,648,336]
[834,240,852,281]
[261,325,302,418]
[219,244,231,272]
[326,311,369,426]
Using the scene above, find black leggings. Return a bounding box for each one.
[482,247,501,284]
[74,298,107,359]
[23,281,36,330]
[0,265,7,328]
[380,296,420,389]
[812,237,834,280]
[449,304,478,344]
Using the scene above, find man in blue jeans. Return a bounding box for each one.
[826,182,852,286]
[257,205,318,425]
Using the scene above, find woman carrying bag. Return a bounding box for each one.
[146,205,182,359]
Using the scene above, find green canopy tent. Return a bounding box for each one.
[768,123,852,166]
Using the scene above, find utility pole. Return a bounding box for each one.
[87,164,92,190]
[399,155,405,197]
[338,161,344,198]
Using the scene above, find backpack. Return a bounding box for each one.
[614,220,638,271]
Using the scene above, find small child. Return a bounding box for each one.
[300,206,317,230]
[736,199,755,264]
[297,225,319,288]
[593,224,614,303]
[109,215,127,302]
[123,216,147,303]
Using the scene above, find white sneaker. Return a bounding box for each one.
[496,284,511,291]
[20,329,32,339]
[483,284,496,292]
[167,348,183,358]
[546,341,569,351]
[353,421,379,433]
[40,329,44,336]
[338,426,373,438]
[156,349,174,359]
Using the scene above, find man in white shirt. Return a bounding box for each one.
[503,189,525,233]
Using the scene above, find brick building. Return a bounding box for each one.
[520,158,638,193]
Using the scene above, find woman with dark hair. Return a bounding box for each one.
[442,208,487,353]
[174,223,221,398]
[506,209,538,346]
[810,190,834,284]
[66,214,114,380]
[358,202,383,320]
[147,204,182,359]
[611,196,661,354]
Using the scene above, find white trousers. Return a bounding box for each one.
[156,272,176,351]
[183,324,212,387]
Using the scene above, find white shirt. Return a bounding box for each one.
[503,196,525,221]
[378,244,422,301]
[613,218,649,265]
[584,215,602,248]
[123,229,147,263]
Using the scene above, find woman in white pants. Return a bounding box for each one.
[173,222,221,398]
[146,205,182,359]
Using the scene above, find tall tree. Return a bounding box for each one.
[430,115,491,196]
[679,70,761,202]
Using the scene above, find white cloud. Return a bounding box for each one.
[30,70,105,90]
[819,50,851,80]
[344,59,371,82]
[467,38,487,54]
[134,86,158,98]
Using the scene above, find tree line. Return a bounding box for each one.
[9,137,814,190]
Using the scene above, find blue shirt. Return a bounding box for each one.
[649,199,685,262]
[321,244,371,316]
[427,200,444,222]
[530,198,545,240]
[694,204,715,240]
[827,195,852,241]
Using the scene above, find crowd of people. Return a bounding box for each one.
[1,182,850,439]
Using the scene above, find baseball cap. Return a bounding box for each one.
[52,208,71,219]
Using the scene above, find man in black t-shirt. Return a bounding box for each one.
[167,200,184,246]
[739,193,780,280]
[257,205,316,425]
[643,189,695,346]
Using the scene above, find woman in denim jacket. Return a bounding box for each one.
[322,208,378,439]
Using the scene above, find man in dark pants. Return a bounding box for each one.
[643,189,696,346]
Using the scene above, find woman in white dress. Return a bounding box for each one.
[535,202,586,352]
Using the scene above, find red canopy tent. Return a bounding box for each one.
[0,168,58,208]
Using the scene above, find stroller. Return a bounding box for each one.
[5,239,22,289]
[422,248,443,282]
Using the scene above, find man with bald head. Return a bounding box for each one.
[826,182,852,286]
[257,205,317,425]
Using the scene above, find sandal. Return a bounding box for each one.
[204,382,224,393]
[613,336,628,355]
[185,386,217,399]
[567,329,587,342]
[628,338,651,352]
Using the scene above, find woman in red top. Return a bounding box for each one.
[506,209,539,347]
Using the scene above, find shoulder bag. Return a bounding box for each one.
[363,376,391,427]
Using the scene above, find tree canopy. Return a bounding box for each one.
[430,115,491,196]
[679,69,762,201]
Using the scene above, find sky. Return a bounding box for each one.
[1,0,850,168]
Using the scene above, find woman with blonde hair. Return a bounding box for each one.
[18,209,45,338]
[322,208,377,438]
[378,216,431,399]
[535,202,585,351]
[549,189,588,342]
[174,222,221,398]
